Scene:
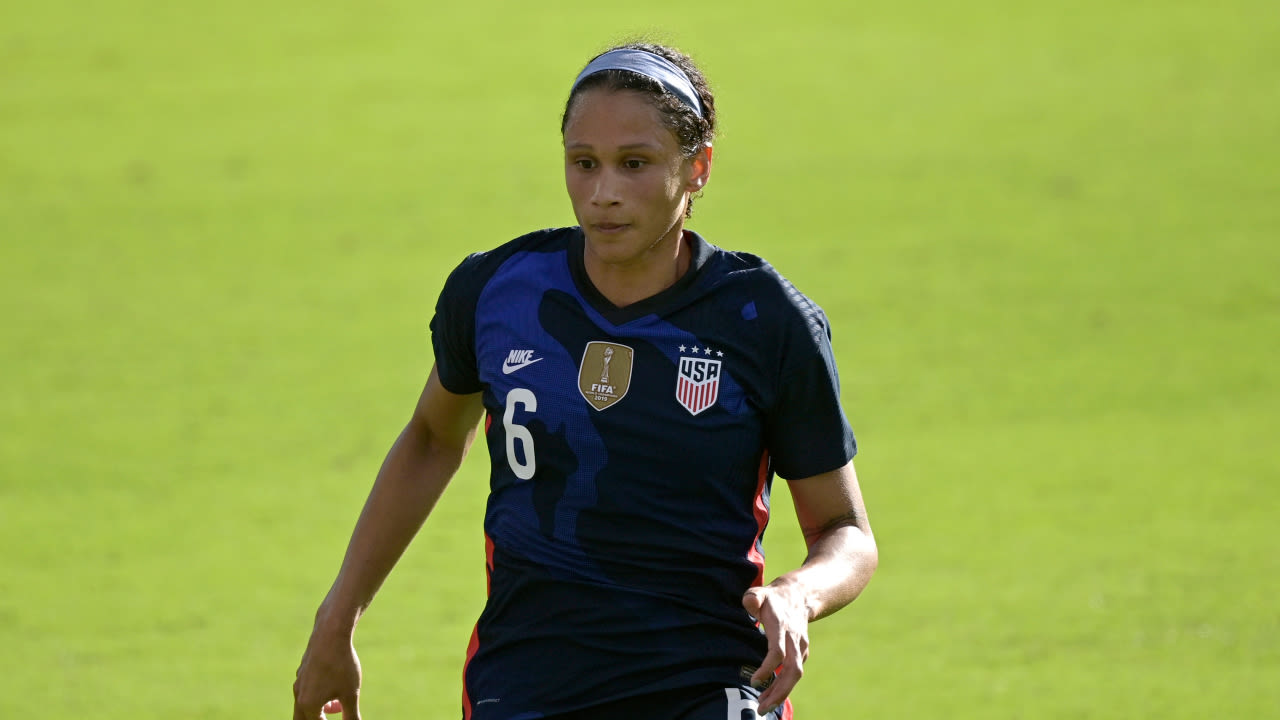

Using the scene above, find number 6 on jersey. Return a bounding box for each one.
[503,388,537,479]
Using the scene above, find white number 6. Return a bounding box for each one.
[503,388,537,480]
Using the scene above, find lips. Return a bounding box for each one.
[591,222,630,234]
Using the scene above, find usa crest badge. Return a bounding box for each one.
[676,355,721,415]
[579,341,634,411]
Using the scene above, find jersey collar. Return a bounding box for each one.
[568,227,715,326]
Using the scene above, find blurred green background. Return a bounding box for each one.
[2,0,1277,717]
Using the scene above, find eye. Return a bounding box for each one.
[623,159,646,170]
[572,157,596,170]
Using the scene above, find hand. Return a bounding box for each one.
[742,580,811,716]
[293,622,363,720]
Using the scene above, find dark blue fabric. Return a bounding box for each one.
[430,227,854,719]
[539,683,787,720]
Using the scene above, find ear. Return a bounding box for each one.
[686,143,713,192]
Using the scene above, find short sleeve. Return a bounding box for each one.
[429,254,484,395]
[763,294,857,480]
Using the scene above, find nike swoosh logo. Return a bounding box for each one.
[502,357,543,374]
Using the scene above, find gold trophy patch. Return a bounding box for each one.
[578,341,634,411]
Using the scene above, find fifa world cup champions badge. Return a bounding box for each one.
[578,341,634,410]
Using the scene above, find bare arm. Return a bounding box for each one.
[743,461,878,715]
[315,366,484,626]
[293,366,484,720]
[776,461,878,620]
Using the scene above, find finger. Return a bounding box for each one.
[294,698,321,720]
[757,634,804,712]
[750,653,780,692]
[323,700,343,714]
[338,692,361,720]
[750,607,785,689]
[293,680,327,720]
[742,588,764,618]
[756,663,798,713]
[757,698,788,719]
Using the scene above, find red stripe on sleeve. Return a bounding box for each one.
[746,451,770,587]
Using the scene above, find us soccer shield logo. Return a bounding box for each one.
[676,356,721,415]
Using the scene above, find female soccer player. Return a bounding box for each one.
[293,42,878,720]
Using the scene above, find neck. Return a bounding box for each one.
[584,226,690,308]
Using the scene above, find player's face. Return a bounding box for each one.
[563,89,710,269]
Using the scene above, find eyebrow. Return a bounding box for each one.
[565,142,663,152]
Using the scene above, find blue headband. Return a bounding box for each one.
[571,49,704,118]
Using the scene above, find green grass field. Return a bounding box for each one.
[2,0,1277,717]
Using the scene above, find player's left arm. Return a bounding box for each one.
[743,460,878,714]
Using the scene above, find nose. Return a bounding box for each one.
[590,168,622,207]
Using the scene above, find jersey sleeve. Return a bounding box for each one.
[429,228,573,395]
[429,253,486,394]
[763,283,857,480]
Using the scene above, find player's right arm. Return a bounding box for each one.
[292,365,484,720]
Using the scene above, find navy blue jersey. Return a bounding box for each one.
[429,227,855,719]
